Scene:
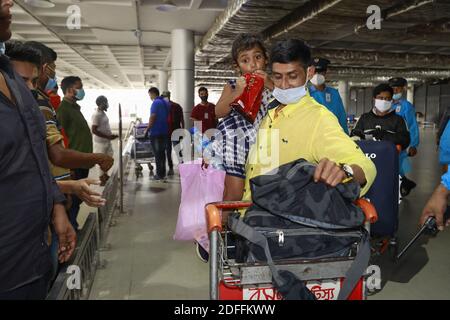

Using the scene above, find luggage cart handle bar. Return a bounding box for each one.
[205,201,252,233]
[355,198,378,224]
[205,199,378,234]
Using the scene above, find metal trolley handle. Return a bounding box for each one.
[205,199,378,233]
[205,199,378,300]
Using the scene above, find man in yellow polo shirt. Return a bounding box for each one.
[243,39,376,202]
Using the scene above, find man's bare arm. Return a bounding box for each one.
[48,142,113,172]
[92,125,117,140]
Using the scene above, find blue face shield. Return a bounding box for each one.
[45,77,57,92]
[393,93,403,100]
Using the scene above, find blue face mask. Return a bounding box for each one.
[75,88,85,101]
[45,77,57,92]
[0,42,5,55]
[393,93,402,100]
[272,83,308,105]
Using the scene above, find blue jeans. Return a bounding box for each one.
[150,135,168,179]
[166,136,174,170]
[166,138,184,168]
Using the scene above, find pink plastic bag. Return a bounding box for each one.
[174,160,225,253]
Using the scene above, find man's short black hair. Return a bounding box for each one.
[198,87,208,94]
[373,83,394,99]
[61,76,82,94]
[231,33,267,64]
[96,95,108,107]
[5,40,42,69]
[148,87,160,96]
[270,39,311,70]
[24,41,57,64]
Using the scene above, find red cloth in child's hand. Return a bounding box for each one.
[232,73,264,123]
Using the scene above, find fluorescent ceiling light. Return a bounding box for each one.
[156,0,177,12]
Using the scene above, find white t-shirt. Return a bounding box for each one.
[92,109,112,144]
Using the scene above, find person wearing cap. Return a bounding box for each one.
[162,90,184,175]
[389,77,420,197]
[309,57,349,134]
[91,95,118,185]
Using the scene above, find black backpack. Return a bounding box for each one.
[229,159,370,300]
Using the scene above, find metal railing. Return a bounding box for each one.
[46,212,100,300]
[98,118,137,246]
[47,118,137,300]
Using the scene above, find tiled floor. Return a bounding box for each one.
[89,128,450,300]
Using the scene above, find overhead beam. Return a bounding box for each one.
[57,59,112,89]
[102,45,134,88]
[134,0,146,87]
[316,0,435,48]
[196,0,248,57]
[14,1,117,88]
[195,66,450,84]
[310,48,450,69]
[262,0,344,40]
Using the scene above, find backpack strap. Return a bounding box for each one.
[229,214,370,300]
[267,99,281,110]
[337,229,370,300]
[228,215,284,285]
[229,215,316,300]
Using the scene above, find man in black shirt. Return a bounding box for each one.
[0,0,76,299]
[162,90,185,173]
[351,83,410,150]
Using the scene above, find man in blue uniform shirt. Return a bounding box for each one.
[309,57,349,134]
[389,77,420,197]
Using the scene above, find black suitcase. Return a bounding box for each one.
[356,140,399,237]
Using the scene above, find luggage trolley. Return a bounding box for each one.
[206,200,378,301]
[131,122,155,178]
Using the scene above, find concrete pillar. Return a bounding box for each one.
[338,80,349,111]
[158,70,168,93]
[171,29,195,129]
[407,85,415,104]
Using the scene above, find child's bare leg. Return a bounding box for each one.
[222,175,245,224]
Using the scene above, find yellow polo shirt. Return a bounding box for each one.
[243,93,377,202]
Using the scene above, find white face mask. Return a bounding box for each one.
[374,99,392,113]
[273,83,308,105]
[310,74,326,86]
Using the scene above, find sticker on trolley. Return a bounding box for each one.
[243,279,341,300]
[243,287,282,300]
[306,279,340,300]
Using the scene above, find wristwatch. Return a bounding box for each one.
[340,164,354,179]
